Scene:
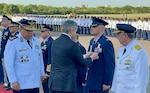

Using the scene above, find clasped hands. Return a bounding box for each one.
[85,52,99,61]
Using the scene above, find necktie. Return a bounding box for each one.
[123,48,126,55]
[27,40,32,48]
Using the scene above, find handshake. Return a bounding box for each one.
[84,52,99,61]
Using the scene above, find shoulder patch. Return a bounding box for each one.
[9,36,18,41]
[135,45,141,50]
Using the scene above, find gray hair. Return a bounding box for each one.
[126,32,134,39]
[62,20,78,33]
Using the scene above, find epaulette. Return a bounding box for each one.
[135,45,141,50]
[9,36,18,41]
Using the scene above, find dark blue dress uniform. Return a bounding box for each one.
[87,17,115,93]
[76,41,87,93]
[41,24,54,93]
[0,26,11,83]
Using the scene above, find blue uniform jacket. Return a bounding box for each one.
[41,37,54,72]
[87,35,115,90]
[0,27,11,58]
[4,33,45,89]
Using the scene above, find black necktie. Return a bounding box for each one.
[27,40,32,48]
[123,48,126,55]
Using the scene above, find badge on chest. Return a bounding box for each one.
[94,43,102,53]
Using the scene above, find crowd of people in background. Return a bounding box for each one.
[8,14,150,40]
[0,14,149,93]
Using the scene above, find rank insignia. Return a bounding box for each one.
[135,45,141,50]
[9,36,18,41]
[20,37,23,42]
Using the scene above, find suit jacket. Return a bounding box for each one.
[111,40,149,93]
[4,33,45,89]
[87,35,115,91]
[49,34,92,92]
[41,37,53,72]
[0,27,11,58]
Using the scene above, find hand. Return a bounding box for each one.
[45,74,49,78]
[85,52,93,58]
[91,52,99,60]
[41,76,46,82]
[102,84,110,91]
[82,83,87,87]
[12,82,20,91]
[41,75,49,83]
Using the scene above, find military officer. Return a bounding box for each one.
[40,24,54,93]
[9,21,20,39]
[111,24,149,93]
[0,15,11,89]
[4,20,45,93]
[87,17,115,93]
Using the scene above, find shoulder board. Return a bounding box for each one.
[135,45,141,50]
[9,36,18,41]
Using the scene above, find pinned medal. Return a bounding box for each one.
[42,44,47,50]
[94,43,102,53]
[4,32,8,36]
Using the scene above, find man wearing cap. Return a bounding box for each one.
[111,24,149,93]
[4,20,45,93]
[3,21,20,90]
[9,21,20,39]
[86,17,115,93]
[40,24,54,93]
[0,15,11,88]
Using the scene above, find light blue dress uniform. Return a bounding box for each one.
[4,33,45,89]
[111,40,149,93]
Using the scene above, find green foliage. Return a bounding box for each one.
[0,3,150,15]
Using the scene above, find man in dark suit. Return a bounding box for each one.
[40,24,54,93]
[0,15,11,89]
[86,17,115,93]
[49,20,99,93]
